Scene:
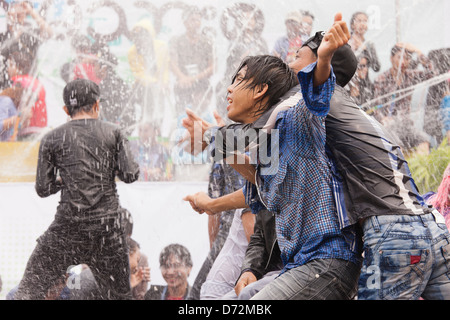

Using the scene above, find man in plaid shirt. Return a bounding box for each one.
[185,14,362,300]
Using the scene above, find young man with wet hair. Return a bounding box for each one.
[14,79,140,300]
[186,15,450,300]
[185,14,363,300]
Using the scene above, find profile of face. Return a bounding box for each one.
[288,46,318,75]
[357,57,370,79]
[226,66,259,124]
[160,254,192,290]
[351,13,368,35]
[129,248,141,275]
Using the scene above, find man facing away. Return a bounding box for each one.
[14,79,140,300]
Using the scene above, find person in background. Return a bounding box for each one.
[94,43,135,136]
[373,42,435,154]
[169,6,214,115]
[128,19,170,123]
[6,50,47,140]
[272,10,303,64]
[348,11,380,73]
[216,3,268,120]
[0,86,23,141]
[0,1,53,89]
[144,244,193,300]
[130,121,172,181]
[346,53,375,108]
[298,10,315,43]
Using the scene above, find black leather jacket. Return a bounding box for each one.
[240,209,283,280]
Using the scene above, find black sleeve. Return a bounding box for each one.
[115,129,140,183]
[239,212,269,280]
[35,136,61,197]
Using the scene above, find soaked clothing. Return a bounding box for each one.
[326,86,433,224]
[15,119,139,300]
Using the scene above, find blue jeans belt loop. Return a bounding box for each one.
[370,215,381,233]
[420,214,428,227]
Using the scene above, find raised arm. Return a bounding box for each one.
[314,13,351,87]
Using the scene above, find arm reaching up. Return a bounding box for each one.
[314,13,350,87]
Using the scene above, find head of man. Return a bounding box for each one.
[285,11,302,39]
[350,12,368,36]
[390,44,413,74]
[63,79,101,118]
[289,31,357,88]
[226,55,297,124]
[300,10,315,37]
[159,244,192,292]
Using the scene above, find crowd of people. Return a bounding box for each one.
[0,1,449,301]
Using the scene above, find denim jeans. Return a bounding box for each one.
[220,270,280,300]
[358,212,450,300]
[250,259,361,300]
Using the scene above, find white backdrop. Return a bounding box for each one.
[0,181,210,299]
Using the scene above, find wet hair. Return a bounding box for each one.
[300,10,315,21]
[232,55,298,117]
[159,243,193,268]
[350,11,368,30]
[65,102,96,117]
[127,238,140,255]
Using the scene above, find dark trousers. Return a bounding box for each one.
[15,216,132,300]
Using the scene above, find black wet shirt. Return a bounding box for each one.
[35,119,139,221]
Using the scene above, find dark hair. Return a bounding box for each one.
[159,243,193,268]
[127,238,140,254]
[300,10,315,20]
[232,55,298,117]
[65,102,95,117]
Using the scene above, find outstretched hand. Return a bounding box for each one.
[183,192,215,215]
[178,108,225,156]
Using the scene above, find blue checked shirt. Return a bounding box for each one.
[244,62,361,275]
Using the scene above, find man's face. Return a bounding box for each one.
[357,57,369,79]
[129,249,141,275]
[226,66,258,124]
[391,50,412,73]
[351,13,368,35]
[161,255,191,290]
[289,46,317,75]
